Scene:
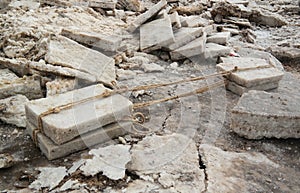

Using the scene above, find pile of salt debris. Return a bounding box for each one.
[25,84,133,160]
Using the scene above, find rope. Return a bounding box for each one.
[31,68,236,145]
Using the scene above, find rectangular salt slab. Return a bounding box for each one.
[26,84,133,145]
[227,80,279,96]
[27,121,132,160]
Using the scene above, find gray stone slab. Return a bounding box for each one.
[61,27,122,52]
[169,11,181,28]
[217,57,284,88]
[0,75,43,100]
[27,121,131,160]
[140,16,174,52]
[231,90,300,139]
[26,84,133,145]
[180,15,211,27]
[226,80,279,96]
[164,27,203,51]
[204,43,231,58]
[207,32,231,45]
[89,0,117,9]
[170,34,207,60]
[45,36,116,86]
[127,0,167,32]
[218,57,271,72]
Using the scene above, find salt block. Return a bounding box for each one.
[89,0,117,9]
[231,90,300,139]
[127,0,167,32]
[26,84,133,145]
[229,68,283,88]
[45,36,115,86]
[61,28,122,52]
[27,121,131,160]
[170,34,207,60]
[218,57,270,71]
[226,80,279,96]
[207,32,231,45]
[180,16,211,27]
[204,43,231,58]
[140,16,174,52]
[165,27,203,51]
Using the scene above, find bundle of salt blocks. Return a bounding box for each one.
[25,84,133,160]
[216,57,284,95]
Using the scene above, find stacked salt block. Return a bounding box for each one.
[216,57,284,95]
[25,84,133,160]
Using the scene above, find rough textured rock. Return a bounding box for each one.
[0,153,15,169]
[128,134,205,192]
[0,75,43,100]
[0,95,29,127]
[231,89,300,139]
[45,36,116,86]
[116,69,136,80]
[26,84,132,145]
[80,144,131,180]
[268,45,300,64]
[46,77,76,97]
[199,144,281,193]
[29,167,67,191]
[180,16,212,27]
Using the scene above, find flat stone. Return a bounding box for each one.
[127,134,205,192]
[0,95,29,127]
[61,27,122,52]
[207,32,231,45]
[170,34,207,60]
[199,144,280,192]
[226,81,279,96]
[80,144,131,180]
[127,0,167,32]
[141,63,165,72]
[26,84,133,145]
[29,60,95,83]
[26,121,131,160]
[0,75,43,100]
[231,89,300,139]
[217,57,284,88]
[88,0,117,9]
[140,16,174,52]
[268,46,300,64]
[45,36,115,86]
[180,15,212,27]
[222,27,240,35]
[117,0,143,12]
[205,43,231,58]
[165,27,203,51]
[116,69,136,80]
[29,167,67,191]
